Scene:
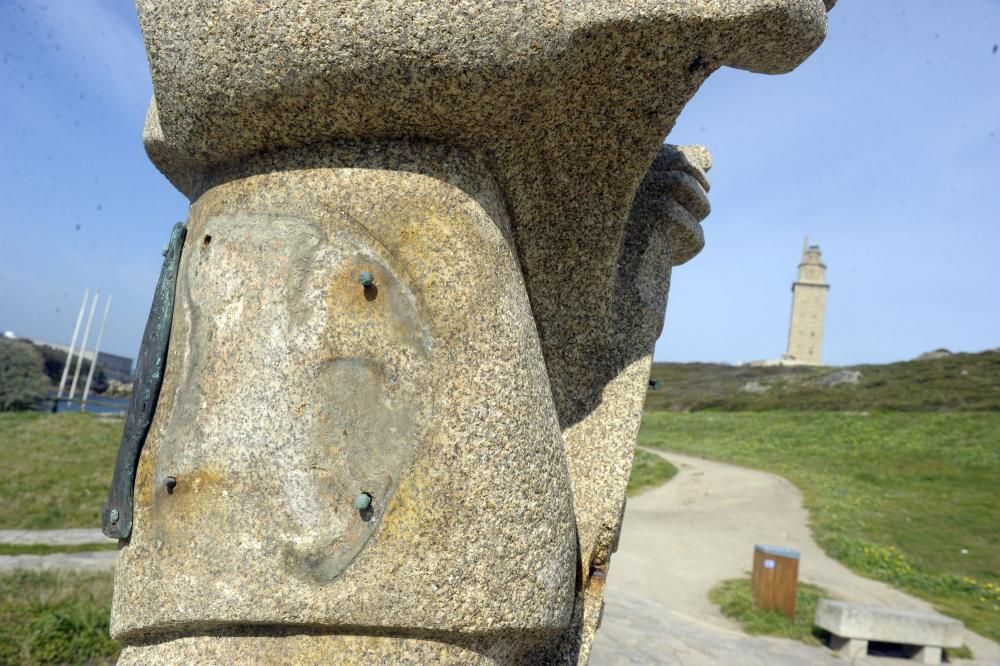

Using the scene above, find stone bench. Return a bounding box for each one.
[814,599,963,665]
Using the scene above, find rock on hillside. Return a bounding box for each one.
[915,348,953,361]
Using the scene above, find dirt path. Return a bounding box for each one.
[592,450,1000,665]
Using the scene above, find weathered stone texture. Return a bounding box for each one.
[115,146,577,653]
[115,1,832,662]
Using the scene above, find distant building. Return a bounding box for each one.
[783,239,829,365]
[28,339,134,383]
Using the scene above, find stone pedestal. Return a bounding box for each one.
[111,2,833,662]
[114,144,577,662]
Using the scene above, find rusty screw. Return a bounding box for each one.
[164,476,177,491]
[359,271,375,288]
[354,492,372,511]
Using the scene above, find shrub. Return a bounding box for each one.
[0,339,50,411]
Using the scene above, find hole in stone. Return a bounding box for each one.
[202,234,212,246]
[357,492,375,522]
[363,284,378,302]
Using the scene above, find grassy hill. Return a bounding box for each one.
[645,349,1000,412]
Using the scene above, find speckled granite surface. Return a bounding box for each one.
[118,1,831,662]
[115,146,577,659]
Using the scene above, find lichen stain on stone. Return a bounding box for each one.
[150,466,227,528]
[374,203,501,307]
[370,471,426,550]
[154,467,224,502]
[324,253,430,357]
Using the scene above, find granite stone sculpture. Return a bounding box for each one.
[106,1,833,663]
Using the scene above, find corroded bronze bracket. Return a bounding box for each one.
[102,223,186,540]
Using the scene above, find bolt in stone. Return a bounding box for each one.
[110,509,120,524]
[354,492,373,511]
[164,476,177,490]
[359,271,375,288]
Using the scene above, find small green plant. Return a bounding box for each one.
[950,644,975,660]
[708,577,828,644]
[627,448,678,496]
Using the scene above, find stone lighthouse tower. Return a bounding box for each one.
[785,239,829,364]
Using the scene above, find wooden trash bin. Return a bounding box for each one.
[752,544,800,618]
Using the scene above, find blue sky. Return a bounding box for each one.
[0,1,997,366]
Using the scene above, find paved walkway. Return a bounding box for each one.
[0,528,107,546]
[594,588,847,665]
[0,528,116,572]
[0,550,117,572]
[591,450,1000,665]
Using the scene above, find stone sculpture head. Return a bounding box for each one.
[108,2,832,663]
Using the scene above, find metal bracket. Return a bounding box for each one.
[102,223,186,540]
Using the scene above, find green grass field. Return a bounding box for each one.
[0,571,118,665]
[641,411,1000,642]
[0,412,121,529]
[626,448,678,497]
